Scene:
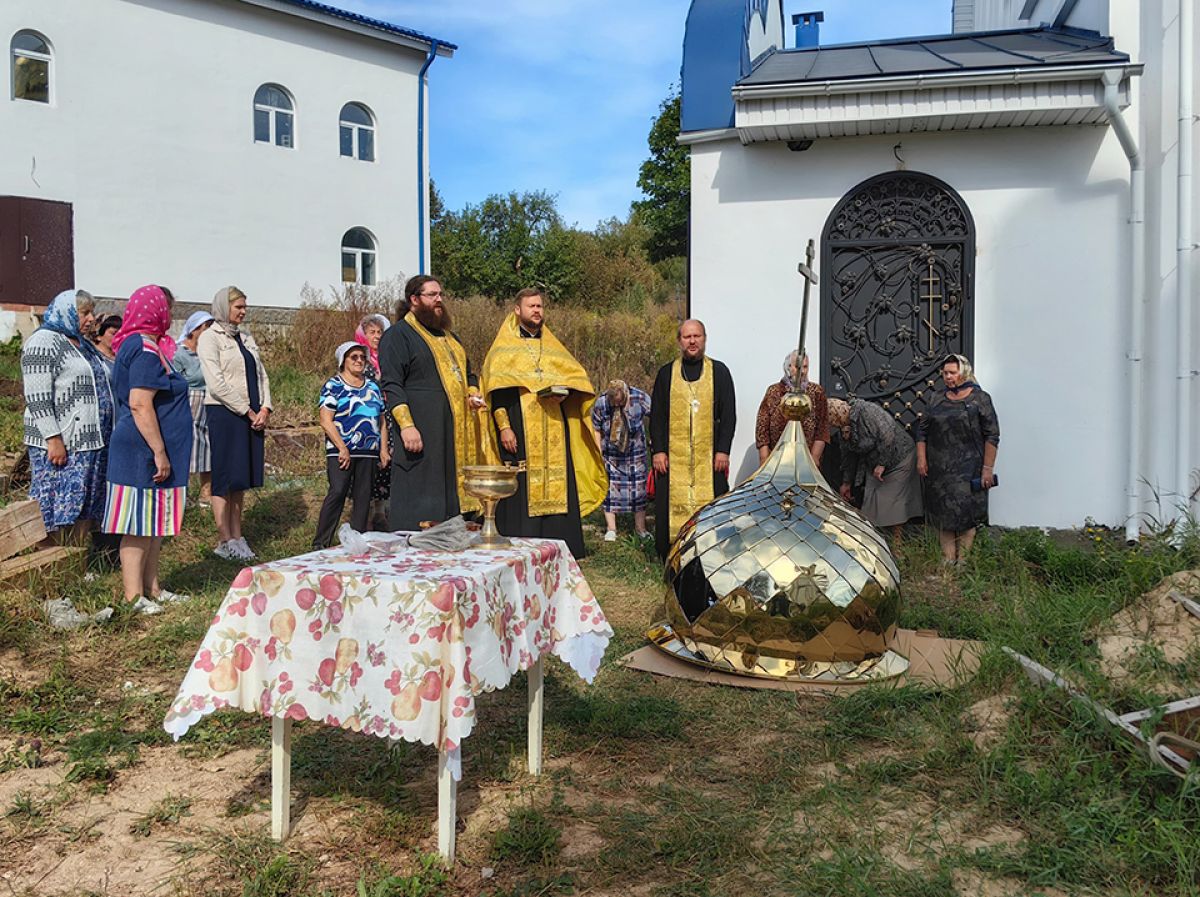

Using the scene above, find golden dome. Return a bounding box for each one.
[648,393,908,682]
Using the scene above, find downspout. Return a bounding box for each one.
[416,40,440,275]
[1178,0,1195,514]
[1101,69,1146,542]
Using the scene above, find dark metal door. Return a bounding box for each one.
[0,196,73,306]
[19,198,74,305]
[820,172,974,433]
[0,197,23,305]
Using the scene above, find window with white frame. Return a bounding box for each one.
[342,228,377,286]
[11,31,51,103]
[339,102,375,162]
[253,84,295,147]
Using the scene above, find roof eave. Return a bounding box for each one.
[733,61,1142,99]
[237,0,456,56]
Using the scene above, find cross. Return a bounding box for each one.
[796,238,819,361]
[920,261,942,355]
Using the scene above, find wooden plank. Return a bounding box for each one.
[271,716,292,841]
[437,746,457,864]
[0,500,46,561]
[0,545,82,582]
[528,656,544,776]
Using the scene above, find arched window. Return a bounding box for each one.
[11,31,51,103]
[341,228,377,286]
[339,102,375,162]
[253,84,295,148]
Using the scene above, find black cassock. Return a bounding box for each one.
[378,319,477,531]
[491,335,587,559]
[649,356,737,560]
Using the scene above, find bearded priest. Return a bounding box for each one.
[481,288,607,558]
[378,275,487,531]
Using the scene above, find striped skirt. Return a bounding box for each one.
[102,483,187,537]
[188,389,211,474]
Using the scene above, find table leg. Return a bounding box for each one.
[437,745,457,864]
[528,656,544,776]
[271,716,292,841]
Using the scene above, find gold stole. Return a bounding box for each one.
[403,312,480,514]
[521,390,570,516]
[668,357,715,535]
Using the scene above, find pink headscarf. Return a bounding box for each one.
[111,285,172,357]
[354,313,389,375]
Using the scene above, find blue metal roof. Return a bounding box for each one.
[268,0,457,51]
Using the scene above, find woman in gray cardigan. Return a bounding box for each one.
[21,289,113,543]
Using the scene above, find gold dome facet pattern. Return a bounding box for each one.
[649,407,908,683]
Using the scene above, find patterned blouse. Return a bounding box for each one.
[318,376,385,457]
[755,380,830,451]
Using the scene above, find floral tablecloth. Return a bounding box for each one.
[164,538,611,778]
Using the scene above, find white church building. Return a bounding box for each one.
[681,0,1198,536]
[0,0,453,309]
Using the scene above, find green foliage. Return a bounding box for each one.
[355,855,447,897]
[492,807,563,867]
[634,90,689,263]
[555,692,685,741]
[130,794,193,836]
[0,336,24,453]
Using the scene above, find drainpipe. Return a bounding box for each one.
[416,40,440,275]
[1101,69,1146,542]
[1178,0,1195,514]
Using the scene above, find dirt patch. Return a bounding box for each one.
[1095,571,1200,692]
[0,746,265,896]
[964,692,1015,752]
[0,647,46,690]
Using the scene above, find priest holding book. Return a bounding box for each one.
[481,288,607,558]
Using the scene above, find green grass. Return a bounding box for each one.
[130,794,193,836]
[492,806,563,867]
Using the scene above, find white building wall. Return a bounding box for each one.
[689,124,1136,529]
[0,0,433,307]
[953,0,1111,31]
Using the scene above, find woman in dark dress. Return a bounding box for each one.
[197,286,272,561]
[916,354,1000,564]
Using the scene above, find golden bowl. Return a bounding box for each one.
[462,465,521,501]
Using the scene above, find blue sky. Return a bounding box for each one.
[339,1,952,229]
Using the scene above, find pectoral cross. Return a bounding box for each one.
[797,239,819,360]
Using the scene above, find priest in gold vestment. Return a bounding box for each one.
[649,319,737,560]
[481,288,607,558]
[379,275,487,531]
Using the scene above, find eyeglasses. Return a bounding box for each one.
[419,291,444,298]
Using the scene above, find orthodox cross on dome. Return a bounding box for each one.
[796,238,819,361]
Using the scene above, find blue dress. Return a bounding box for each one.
[107,336,192,490]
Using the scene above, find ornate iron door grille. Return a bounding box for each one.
[820,172,975,432]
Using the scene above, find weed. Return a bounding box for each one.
[485,874,575,897]
[130,794,193,836]
[355,855,447,897]
[6,790,44,824]
[492,807,563,867]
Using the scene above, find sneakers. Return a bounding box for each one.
[215,538,256,561]
[156,589,191,605]
[129,596,163,616]
[636,530,652,540]
[603,530,617,543]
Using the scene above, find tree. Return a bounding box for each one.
[634,90,689,263]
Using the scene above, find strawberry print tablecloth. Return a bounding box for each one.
[164,538,611,779]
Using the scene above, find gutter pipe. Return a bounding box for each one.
[1101,69,1145,542]
[1178,0,1196,515]
[416,40,440,275]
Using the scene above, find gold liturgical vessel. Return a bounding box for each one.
[647,240,909,683]
[462,463,525,548]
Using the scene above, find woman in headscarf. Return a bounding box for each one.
[590,378,652,542]
[102,285,193,614]
[172,311,216,504]
[916,354,1001,565]
[21,289,113,544]
[755,349,829,465]
[353,313,389,379]
[198,286,272,561]
[313,341,389,548]
[827,397,923,543]
[354,312,391,527]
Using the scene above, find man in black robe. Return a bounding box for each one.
[650,319,736,559]
[379,275,485,531]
